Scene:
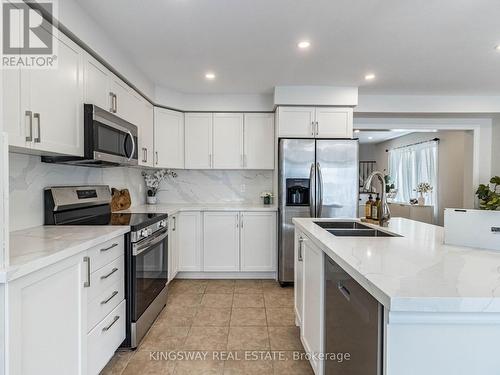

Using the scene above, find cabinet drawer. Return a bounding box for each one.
[88,235,124,273]
[87,300,126,375]
[88,256,124,301]
[88,278,125,332]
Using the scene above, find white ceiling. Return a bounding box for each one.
[356,130,412,144]
[75,0,500,95]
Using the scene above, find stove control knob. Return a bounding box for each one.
[147,228,153,236]
[159,220,167,228]
[140,229,149,239]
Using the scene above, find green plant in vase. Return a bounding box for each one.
[476,176,500,210]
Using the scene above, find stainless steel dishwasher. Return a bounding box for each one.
[325,256,383,374]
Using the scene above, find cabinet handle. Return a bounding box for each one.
[173,216,176,231]
[113,93,118,113]
[315,121,319,136]
[33,113,41,143]
[144,148,148,163]
[101,290,119,305]
[83,256,91,287]
[109,92,114,112]
[100,243,118,252]
[298,237,305,261]
[311,121,315,136]
[102,316,120,332]
[101,267,119,280]
[155,151,159,165]
[25,111,33,142]
[141,147,146,163]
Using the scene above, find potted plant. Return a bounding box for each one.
[414,182,433,205]
[476,176,500,210]
[142,169,177,204]
[260,192,274,205]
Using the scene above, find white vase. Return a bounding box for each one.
[418,193,425,206]
[146,196,157,205]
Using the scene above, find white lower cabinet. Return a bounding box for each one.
[168,214,180,282]
[8,253,88,375]
[87,300,126,375]
[298,233,324,375]
[203,211,240,271]
[240,212,276,271]
[173,210,277,275]
[7,234,126,375]
[177,212,203,272]
[294,230,305,326]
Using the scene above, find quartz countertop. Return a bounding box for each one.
[117,203,278,215]
[293,217,500,313]
[1,225,130,283]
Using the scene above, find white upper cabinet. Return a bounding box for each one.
[243,113,274,169]
[213,113,244,169]
[21,32,85,156]
[138,99,154,167]
[154,107,184,169]
[3,64,25,149]
[203,211,240,272]
[278,106,353,139]
[184,113,213,169]
[240,212,277,272]
[315,107,353,138]
[277,107,316,137]
[110,76,137,123]
[84,56,112,111]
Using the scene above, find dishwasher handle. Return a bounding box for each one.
[337,282,351,301]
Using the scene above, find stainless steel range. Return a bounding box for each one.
[44,185,168,348]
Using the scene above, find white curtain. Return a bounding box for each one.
[388,141,438,206]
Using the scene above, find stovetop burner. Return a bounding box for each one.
[59,212,168,232]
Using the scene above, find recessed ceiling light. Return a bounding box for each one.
[297,40,311,49]
[354,129,360,133]
[205,72,216,80]
[365,73,376,80]
[495,45,500,51]
[368,136,373,140]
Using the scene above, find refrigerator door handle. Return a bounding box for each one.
[309,162,315,217]
[317,162,323,217]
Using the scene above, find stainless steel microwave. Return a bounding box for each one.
[42,104,138,167]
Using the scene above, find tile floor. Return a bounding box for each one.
[101,279,313,375]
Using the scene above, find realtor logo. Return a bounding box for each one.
[2,0,57,68]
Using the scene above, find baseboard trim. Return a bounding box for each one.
[176,271,276,279]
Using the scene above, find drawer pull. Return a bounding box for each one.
[100,267,118,280]
[102,316,120,332]
[100,243,118,252]
[101,290,119,305]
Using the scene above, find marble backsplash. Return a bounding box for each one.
[9,153,273,231]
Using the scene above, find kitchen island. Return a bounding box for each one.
[293,217,500,375]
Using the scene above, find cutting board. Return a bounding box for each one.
[111,188,131,212]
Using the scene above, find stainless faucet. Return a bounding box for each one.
[364,171,391,226]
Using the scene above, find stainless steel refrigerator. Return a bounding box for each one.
[278,139,359,284]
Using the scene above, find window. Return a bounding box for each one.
[388,141,438,206]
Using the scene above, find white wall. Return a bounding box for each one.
[356,94,500,113]
[57,0,155,98]
[155,86,274,112]
[8,153,273,231]
[492,116,500,176]
[372,131,474,225]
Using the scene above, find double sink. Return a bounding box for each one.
[314,221,400,237]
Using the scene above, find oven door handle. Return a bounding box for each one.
[133,228,168,256]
